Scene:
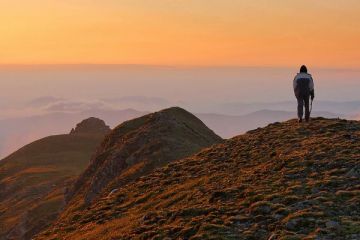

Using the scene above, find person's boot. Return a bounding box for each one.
[298,118,303,123]
[305,117,310,122]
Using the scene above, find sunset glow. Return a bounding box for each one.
[0,0,359,67]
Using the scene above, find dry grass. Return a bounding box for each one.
[36,118,360,239]
[0,133,105,239]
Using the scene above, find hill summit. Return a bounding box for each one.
[65,107,222,207]
[38,118,360,240]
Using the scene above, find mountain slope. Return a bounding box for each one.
[65,107,222,209]
[37,118,359,240]
[0,118,110,240]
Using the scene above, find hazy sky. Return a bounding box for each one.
[1,65,359,112]
[1,0,360,67]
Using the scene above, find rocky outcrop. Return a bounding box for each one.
[70,117,110,135]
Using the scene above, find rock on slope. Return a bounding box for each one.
[37,118,360,240]
[65,107,222,208]
[0,118,110,240]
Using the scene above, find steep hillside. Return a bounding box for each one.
[37,118,359,240]
[0,118,110,240]
[65,107,222,209]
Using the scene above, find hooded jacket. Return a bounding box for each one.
[293,72,314,97]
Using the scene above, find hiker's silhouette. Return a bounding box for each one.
[293,65,315,122]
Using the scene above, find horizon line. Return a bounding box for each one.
[0,64,359,71]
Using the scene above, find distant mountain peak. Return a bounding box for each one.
[70,117,111,135]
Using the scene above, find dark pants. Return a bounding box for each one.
[297,95,310,121]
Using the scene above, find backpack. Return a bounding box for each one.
[295,78,310,97]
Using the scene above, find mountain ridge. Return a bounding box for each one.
[0,107,344,158]
[36,117,360,240]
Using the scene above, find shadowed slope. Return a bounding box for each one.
[0,118,110,240]
[37,118,359,240]
[65,107,222,208]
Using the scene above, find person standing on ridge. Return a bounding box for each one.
[293,65,315,123]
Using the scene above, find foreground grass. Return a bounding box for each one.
[38,118,359,240]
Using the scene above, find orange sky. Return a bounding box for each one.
[1,0,360,67]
